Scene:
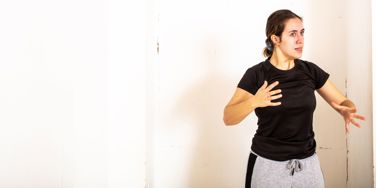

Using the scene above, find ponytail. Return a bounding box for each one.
[263,38,273,57]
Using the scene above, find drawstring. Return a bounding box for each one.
[287,159,303,176]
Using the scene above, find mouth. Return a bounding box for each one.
[295,47,303,53]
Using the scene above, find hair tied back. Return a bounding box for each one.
[265,39,273,51]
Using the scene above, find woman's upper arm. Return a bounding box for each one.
[225,87,254,107]
[317,79,347,106]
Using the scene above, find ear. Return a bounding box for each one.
[271,34,281,45]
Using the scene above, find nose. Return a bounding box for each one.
[297,33,304,44]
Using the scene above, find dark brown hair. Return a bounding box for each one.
[263,9,302,57]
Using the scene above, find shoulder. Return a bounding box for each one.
[296,59,327,72]
[244,60,267,74]
[296,59,316,69]
[296,59,330,89]
[241,61,268,83]
[238,61,266,94]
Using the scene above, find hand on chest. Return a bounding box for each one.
[261,71,316,113]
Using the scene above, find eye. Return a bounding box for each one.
[300,30,305,36]
[290,32,296,37]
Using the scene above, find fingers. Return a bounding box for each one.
[257,80,282,107]
[262,81,268,89]
[344,119,361,134]
[352,114,366,120]
[266,81,279,91]
[259,80,280,93]
[348,113,364,128]
[263,92,282,107]
[344,113,364,133]
[270,94,282,100]
[269,89,282,96]
[268,101,282,106]
[350,119,361,128]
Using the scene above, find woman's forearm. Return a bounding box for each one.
[223,97,258,126]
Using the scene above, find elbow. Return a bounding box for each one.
[223,116,240,126]
[224,122,238,126]
[223,106,242,126]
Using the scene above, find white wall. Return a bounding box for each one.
[344,0,373,187]
[305,0,372,187]
[0,0,148,187]
[0,0,107,187]
[307,0,373,187]
[0,0,372,187]
[108,0,148,187]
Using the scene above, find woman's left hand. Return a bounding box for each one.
[331,102,366,133]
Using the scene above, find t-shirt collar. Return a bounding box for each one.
[264,57,300,71]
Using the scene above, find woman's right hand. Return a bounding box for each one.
[253,81,282,108]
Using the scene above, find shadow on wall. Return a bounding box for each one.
[172,36,252,187]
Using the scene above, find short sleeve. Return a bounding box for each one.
[307,62,330,89]
[237,67,259,95]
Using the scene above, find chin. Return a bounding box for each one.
[294,53,303,59]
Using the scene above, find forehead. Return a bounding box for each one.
[283,18,304,32]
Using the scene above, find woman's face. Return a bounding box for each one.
[275,18,305,59]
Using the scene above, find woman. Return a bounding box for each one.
[223,9,365,188]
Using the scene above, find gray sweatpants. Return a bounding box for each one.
[246,153,325,188]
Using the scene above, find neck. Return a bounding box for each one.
[270,50,295,70]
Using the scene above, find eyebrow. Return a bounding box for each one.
[288,29,305,33]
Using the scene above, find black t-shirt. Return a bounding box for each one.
[238,58,329,161]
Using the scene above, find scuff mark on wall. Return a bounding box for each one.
[157,42,159,54]
[318,147,332,150]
